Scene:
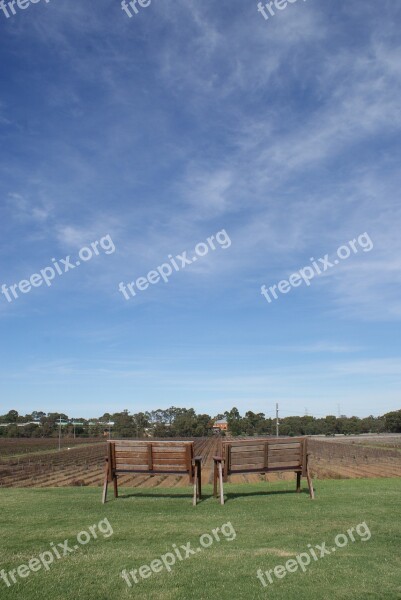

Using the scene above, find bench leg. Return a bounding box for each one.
[113,475,118,499]
[102,473,109,504]
[296,472,301,493]
[213,461,218,497]
[306,466,314,499]
[198,463,202,499]
[218,462,224,505]
[193,463,199,506]
[102,463,109,504]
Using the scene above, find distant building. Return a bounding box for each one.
[213,418,228,432]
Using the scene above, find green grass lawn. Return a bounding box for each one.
[0,479,400,600]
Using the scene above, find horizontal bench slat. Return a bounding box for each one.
[230,456,265,466]
[268,452,301,462]
[110,440,191,444]
[149,465,190,472]
[269,450,301,457]
[152,446,190,453]
[153,459,188,466]
[114,464,149,470]
[268,461,301,468]
[269,443,302,450]
[115,465,193,473]
[152,452,186,459]
[228,463,300,473]
[229,463,266,471]
[231,450,265,460]
[266,438,303,444]
[111,441,191,448]
[225,440,265,447]
[153,465,188,470]
[228,444,265,452]
[268,460,301,468]
[231,462,265,470]
[114,445,149,452]
[151,441,192,446]
[115,457,148,465]
[115,468,189,475]
[114,451,148,458]
[267,465,302,472]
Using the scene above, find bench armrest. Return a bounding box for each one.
[213,456,223,463]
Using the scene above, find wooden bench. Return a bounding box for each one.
[102,440,202,506]
[213,437,314,504]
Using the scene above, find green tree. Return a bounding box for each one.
[384,410,401,433]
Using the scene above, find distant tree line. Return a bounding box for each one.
[0,407,400,439]
[220,407,401,436]
[0,407,213,439]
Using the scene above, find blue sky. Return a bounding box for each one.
[0,0,400,419]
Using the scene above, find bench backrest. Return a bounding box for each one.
[222,437,307,476]
[107,440,195,478]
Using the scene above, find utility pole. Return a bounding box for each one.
[276,403,279,437]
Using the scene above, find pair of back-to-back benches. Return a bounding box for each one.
[102,437,314,506]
